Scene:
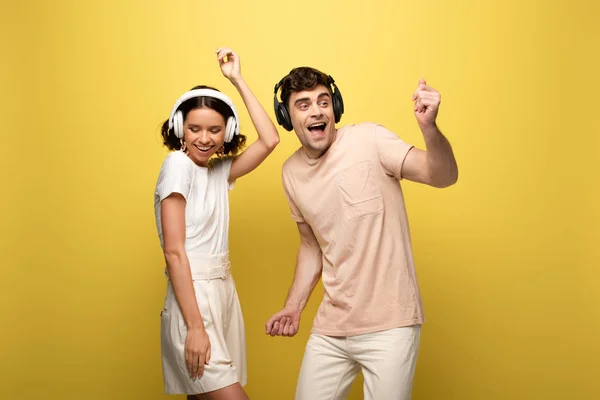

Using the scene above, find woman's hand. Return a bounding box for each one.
[216,47,242,83]
[184,326,211,380]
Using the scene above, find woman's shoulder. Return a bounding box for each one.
[164,150,191,163]
[156,151,196,185]
[161,150,194,170]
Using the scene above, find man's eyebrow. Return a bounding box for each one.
[294,97,310,106]
[294,92,331,106]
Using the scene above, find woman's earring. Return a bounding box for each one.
[216,145,224,156]
[180,139,187,152]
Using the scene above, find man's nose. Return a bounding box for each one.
[309,103,323,117]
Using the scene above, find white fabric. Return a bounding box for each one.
[160,253,247,394]
[154,151,246,395]
[154,151,235,257]
[295,326,421,400]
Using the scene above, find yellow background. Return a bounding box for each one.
[1,0,599,399]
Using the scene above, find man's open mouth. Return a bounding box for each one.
[307,122,326,135]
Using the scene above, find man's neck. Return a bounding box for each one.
[303,128,337,159]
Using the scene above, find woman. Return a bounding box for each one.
[154,47,279,399]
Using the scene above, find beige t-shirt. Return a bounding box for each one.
[282,122,425,336]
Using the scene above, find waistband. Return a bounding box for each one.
[165,252,231,281]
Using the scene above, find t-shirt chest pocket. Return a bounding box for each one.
[335,160,383,219]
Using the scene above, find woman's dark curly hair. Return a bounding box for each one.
[160,85,247,156]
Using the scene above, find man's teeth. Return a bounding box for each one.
[308,123,326,130]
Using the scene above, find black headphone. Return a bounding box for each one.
[273,74,344,131]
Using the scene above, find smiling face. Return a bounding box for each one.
[288,84,337,159]
[182,107,226,167]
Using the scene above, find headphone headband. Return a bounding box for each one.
[273,75,336,98]
[273,73,336,89]
[168,89,240,136]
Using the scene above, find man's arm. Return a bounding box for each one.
[285,222,323,311]
[266,221,322,336]
[401,124,458,188]
[402,78,458,188]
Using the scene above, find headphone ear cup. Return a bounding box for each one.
[273,80,294,131]
[224,116,236,142]
[174,111,184,138]
[277,104,293,132]
[337,92,344,118]
[332,86,344,123]
[274,96,284,126]
[332,97,340,123]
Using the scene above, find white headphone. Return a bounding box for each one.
[168,89,240,143]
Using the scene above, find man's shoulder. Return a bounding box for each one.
[282,147,303,173]
[338,122,380,140]
[343,121,379,131]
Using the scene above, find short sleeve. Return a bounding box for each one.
[375,124,414,180]
[282,165,305,223]
[155,152,194,202]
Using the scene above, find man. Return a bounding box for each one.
[266,66,458,400]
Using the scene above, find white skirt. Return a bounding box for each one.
[160,253,247,395]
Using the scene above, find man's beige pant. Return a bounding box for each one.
[295,326,421,400]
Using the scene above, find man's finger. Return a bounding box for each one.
[419,84,437,93]
[420,98,437,106]
[412,85,422,100]
[266,313,281,332]
[414,99,422,112]
[271,321,280,336]
[418,78,432,90]
[277,318,285,335]
[282,317,291,336]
